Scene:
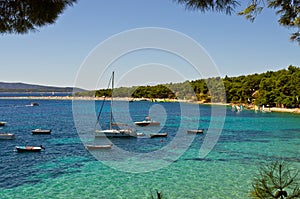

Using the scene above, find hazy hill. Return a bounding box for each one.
[0,82,86,92]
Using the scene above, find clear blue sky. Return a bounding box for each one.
[1,0,299,90]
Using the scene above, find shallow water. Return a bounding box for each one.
[0,99,299,198]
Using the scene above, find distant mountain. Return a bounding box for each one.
[0,82,87,92]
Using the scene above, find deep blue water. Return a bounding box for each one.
[0,99,299,198]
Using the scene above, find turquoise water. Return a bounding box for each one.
[0,99,299,198]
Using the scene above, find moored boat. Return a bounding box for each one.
[95,129,137,138]
[26,102,39,107]
[186,129,204,134]
[85,144,112,150]
[0,133,15,139]
[134,116,160,126]
[31,102,39,106]
[32,129,52,134]
[0,122,7,126]
[15,145,45,152]
[95,71,136,138]
[150,132,168,138]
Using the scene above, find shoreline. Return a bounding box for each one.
[0,96,299,114]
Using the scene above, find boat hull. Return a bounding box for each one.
[15,146,43,152]
[134,121,160,126]
[150,133,168,138]
[85,144,112,150]
[0,122,7,127]
[186,129,204,134]
[32,129,52,134]
[95,129,137,138]
[0,133,15,139]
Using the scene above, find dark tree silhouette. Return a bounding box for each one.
[250,161,300,198]
[0,0,76,34]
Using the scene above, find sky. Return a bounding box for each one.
[1,0,299,90]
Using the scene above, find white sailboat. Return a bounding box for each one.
[95,71,137,138]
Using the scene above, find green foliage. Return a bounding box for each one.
[175,0,240,15]
[176,0,300,44]
[95,89,112,97]
[73,90,95,97]
[130,85,176,99]
[222,65,300,107]
[91,65,300,107]
[0,0,76,34]
[250,161,300,198]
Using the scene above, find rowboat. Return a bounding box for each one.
[150,132,168,138]
[32,129,52,134]
[15,145,45,152]
[0,133,15,139]
[186,129,204,134]
[85,144,112,150]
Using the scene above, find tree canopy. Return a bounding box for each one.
[88,65,300,108]
[175,0,300,44]
[0,0,76,34]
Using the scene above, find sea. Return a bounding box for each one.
[0,98,299,199]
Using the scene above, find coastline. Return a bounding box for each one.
[268,107,300,114]
[0,96,299,114]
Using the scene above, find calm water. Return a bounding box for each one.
[0,99,299,198]
[0,92,72,97]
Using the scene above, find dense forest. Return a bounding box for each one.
[85,65,300,108]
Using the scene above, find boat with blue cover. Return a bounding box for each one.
[15,145,45,152]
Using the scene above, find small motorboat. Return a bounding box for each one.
[85,144,112,150]
[186,129,204,134]
[0,121,7,126]
[26,102,39,107]
[15,145,45,152]
[0,133,15,139]
[134,116,160,126]
[137,132,146,137]
[150,132,168,138]
[32,129,52,135]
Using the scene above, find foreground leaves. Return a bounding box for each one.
[250,161,300,199]
[0,0,76,34]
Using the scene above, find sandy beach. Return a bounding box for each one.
[268,107,300,114]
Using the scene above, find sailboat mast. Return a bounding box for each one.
[110,71,114,130]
